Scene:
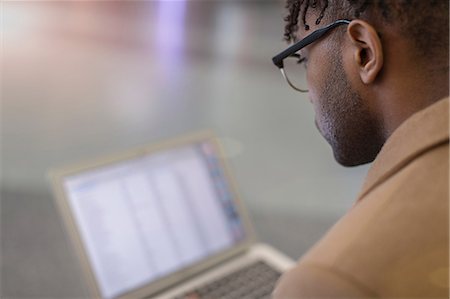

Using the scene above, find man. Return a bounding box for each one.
[271,0,449,298]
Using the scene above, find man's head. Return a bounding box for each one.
[282,0,449,166]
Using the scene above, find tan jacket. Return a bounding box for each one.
[273,98,449,298]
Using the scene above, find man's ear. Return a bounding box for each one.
[346,20,383,84]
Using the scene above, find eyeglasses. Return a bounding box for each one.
[272,19,351,92]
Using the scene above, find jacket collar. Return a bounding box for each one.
[357,97,449,202]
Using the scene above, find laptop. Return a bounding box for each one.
[50,131,294,299]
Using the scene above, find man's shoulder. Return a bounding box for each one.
[274,143,449,298]
[374,140,449,200]
[358,97,449,201]
[272,262,376,299]
[362,139,449,208]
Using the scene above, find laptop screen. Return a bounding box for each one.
[63,140,246,299]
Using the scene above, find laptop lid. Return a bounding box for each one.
[50,131,256,299]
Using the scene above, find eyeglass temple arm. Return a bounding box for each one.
[272,19,351,68]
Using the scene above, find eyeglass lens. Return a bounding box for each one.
[283,55,308,92]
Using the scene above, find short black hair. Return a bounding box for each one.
[284,0,449,63]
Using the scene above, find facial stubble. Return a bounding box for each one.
[316,53,384,167]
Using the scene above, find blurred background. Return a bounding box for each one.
[1,1,370,298]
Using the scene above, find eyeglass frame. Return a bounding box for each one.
[272,19,352,92]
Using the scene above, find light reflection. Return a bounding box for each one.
[154,0,187,84]
[208,3,247,98]
[213,3,246,65]
[3,2,44,43]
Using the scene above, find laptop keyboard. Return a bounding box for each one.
[173,260,282,299]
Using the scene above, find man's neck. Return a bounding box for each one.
[377,70,449,141]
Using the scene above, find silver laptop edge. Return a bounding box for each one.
[49,130,293,299]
